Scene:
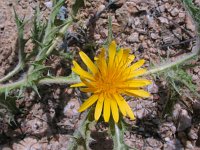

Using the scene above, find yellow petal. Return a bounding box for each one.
[94,94,104,121]
[111,99,119,123]
[125,89,150,98]
[103,96,111,122]
[80,78,95,88]
[113,94,126,116]
[123,100,135,120]
[96,48,107,76]
[119,79,152,88]
[72,61,94,81]
[80,88,94,93]
[115,48,123,65]
[127,54,135,66]
[108,41,117,68]
[79,51,98,74]
[78,94,99,112]
[129,59,145,71]
[70,82,86,87]
[121,49,130,64]
[126,68,147,79]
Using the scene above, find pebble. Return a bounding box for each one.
[94,34,101,40]
[177,109,192,131]
[192,74,198,81]
[127,32,139,43]
[186,141,194,149]
[186,15,195,32]
[164,139,183,150]
[158,17,169,24]
[188,128,198,140]
[164,3,171,10]
[170,8,179,16]
[147,81,159,93]
[150,33,159,40]
[97,4,105,12]
[139,35,145,41]
[159,5,165,12]
[179,12,186,18]
[172,103,181,120]
[146,138,162,148]
[126,2,138,14]
[193,67,200,73]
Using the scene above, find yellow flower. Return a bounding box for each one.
[71,41,151,123]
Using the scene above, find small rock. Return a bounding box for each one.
[127,32,139,43]
[94,34,101,40]
[147,15,157,29]
[135,109,146,119]
[139,35,145,41]
[192,74,198,81]
[100,29,108,38]
[186,141,194,149]
[63,98,80,117]
[133,17,141,26]
[97,4,105,12]
[158,5,165,13]
[164,3,171,10]
[172,103,181,120]
[44,1,53,8]
[150,33,159,40]
[179,12,186,18]
[112,22,121,34]
[194,67,200,73]
[147,82,158,93]
[172,28,182,39]
[186,15,195,32]
[164,137,170,142]
[164,139,183,150]
[188,128,198,140]
[158,17,169,24]
[170,8,179,17]
[146,138,162,148]
[126,2,138,14]
[159,122,176,139]
[177,110,192,131]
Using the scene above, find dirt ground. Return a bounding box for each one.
[0,0,200,149]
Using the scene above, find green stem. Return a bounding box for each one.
[38,76,80,85]
[46,18,73,56]
[0,13,26,83]
[0,63,24,83]
[0,76,80,92]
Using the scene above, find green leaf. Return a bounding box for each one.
[0,94,19,115]
[109,119,129,150]
[72,0,85,16]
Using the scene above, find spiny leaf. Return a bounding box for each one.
[0,94,19,115]
[109,119,129,150]
[72,0,85,17]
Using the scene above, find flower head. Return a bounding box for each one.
[71,41,151,123]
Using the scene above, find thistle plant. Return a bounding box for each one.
[0,0,200,149]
